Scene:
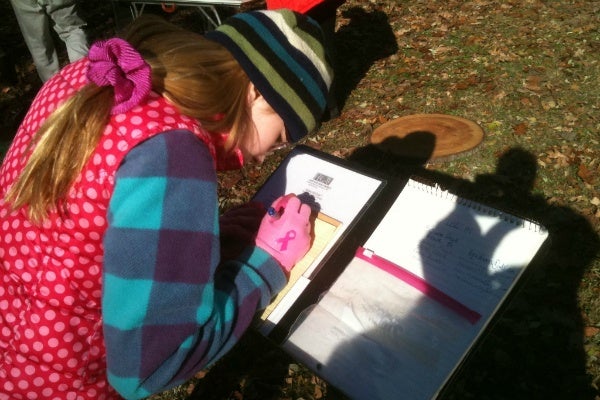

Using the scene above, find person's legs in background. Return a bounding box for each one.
[9,0,59,82]
[46,0,88,63]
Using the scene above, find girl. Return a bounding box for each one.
[0,9,332,400]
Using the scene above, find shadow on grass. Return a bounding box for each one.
[189,329,295,400]
[344,141,600,399]
[331,6,399,112]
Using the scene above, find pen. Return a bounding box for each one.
[267,193,295,217]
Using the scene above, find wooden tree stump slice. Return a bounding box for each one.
[370,114,484,162]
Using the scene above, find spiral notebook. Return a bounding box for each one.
[283,178,549,400]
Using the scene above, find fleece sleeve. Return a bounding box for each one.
[102,130,286,399]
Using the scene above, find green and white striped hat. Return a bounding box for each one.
[205,9,333,142]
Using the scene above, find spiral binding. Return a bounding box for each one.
[406,177,547,234]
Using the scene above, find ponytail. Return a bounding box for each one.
[6,85,113,223]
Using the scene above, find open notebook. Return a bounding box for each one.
[282,177,549,400]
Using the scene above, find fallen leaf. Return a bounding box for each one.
[489,46,517,62]
[541,99,557,110]
[585,326,600,337]
[466,35,484,45]
[484,82,496,92]
[314,385,323,399]
[578,164,596,184]
[513,122,528,135]
[194,370,208,379]
[493,90,507,101]
[520,97,533,107]
[430,45,455,56]
[219,171,243,188]
[454,75,480,90]
[524,75,543,92]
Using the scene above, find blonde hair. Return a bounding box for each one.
[6,15,251,223]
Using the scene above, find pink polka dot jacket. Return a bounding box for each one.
[0,58,286,399]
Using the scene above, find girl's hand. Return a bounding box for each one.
[255,194,312,272]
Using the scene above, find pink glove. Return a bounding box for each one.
[255,194,312,272]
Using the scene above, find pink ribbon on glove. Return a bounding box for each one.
[256,194,312,272]
[87,38,152,115]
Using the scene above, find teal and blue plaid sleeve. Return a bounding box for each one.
[102,130,286,399]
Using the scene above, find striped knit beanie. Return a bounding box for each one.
[205,9,333,142]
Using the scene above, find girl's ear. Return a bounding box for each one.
[247,82,262,105]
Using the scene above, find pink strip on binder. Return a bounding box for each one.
[355,247,482,324]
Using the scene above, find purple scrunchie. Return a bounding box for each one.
[87,38,152,115]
